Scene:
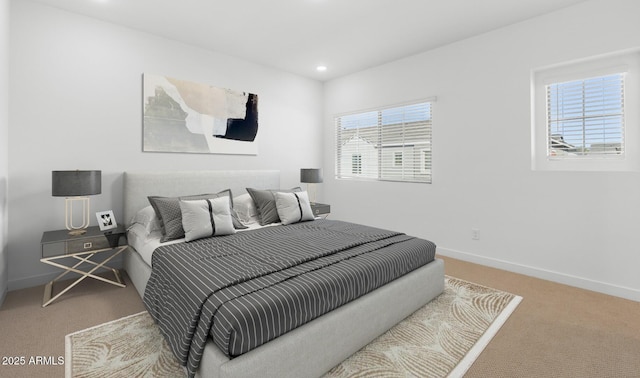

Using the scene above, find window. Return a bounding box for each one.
[547,74,625,158]
[335,100,433,183]
[531,50,640,171]
[394,152,403,167]
[420,149,431,174]
[352,154,362,174]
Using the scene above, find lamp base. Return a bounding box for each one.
[306,183,318,204]
[68,229,87,236]
[64,197,91,234]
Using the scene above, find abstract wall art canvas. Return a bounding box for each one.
[143,74,259,155]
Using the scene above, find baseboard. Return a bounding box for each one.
[438,247,640,302]
[0,287,6,308]
[8,257,123,291]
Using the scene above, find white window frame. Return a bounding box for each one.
[531,50,640,171]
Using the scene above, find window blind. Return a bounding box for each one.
[546,73,625,158]
[335,101,432,183]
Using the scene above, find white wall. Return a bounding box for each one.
[0,0,9,306]
[324,0,640,301]
[8,1,323,290]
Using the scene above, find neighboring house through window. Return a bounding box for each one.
[335,100,434,183]
[420,149,431,174]
[352,154,362,174]
[547,74,624,158]
[394,152,403,167]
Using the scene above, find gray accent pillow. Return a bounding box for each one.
[274,191,315,225]
[246,187,301,226]
[180,197,236,242]
[148,189,245,242]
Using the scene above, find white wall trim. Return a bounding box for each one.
[438,247,640,302]
[9,271,63,292]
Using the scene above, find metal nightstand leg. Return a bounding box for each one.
[41,245,127,307]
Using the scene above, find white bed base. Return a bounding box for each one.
[122,170,445,378]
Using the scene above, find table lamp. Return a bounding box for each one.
[52,170,102,235]
[300,168,323,204]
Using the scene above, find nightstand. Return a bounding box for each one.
[40,225,127,307]
[310,202,330,218]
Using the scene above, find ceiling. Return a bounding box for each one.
[30,0,589,81]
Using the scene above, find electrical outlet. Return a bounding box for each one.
[471,228,480,240]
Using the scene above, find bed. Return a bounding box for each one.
[122,170,445,378]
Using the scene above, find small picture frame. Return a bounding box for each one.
[96,210,117,231]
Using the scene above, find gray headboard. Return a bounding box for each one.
[123,170,280,226]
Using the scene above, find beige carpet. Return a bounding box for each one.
[66,276,521,378]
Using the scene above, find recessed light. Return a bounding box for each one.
[316,66,327,72]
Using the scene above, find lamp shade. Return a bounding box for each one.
[300,168,323,184]
[52,170,102,197]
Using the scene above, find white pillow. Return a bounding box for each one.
[179,196,236,242]
[274,191,315,225]
[233,193,259,224]
[129,206,162,235]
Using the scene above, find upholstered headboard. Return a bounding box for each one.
[123,170,280,226]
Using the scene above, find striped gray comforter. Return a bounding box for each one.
[143,219,436,378]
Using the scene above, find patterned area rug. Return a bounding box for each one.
[326,277,522,377]
[65,311,184,378]
[65,276,521,378]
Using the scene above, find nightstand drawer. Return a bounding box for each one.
[311,203,330,216]
[42,236,111,258]
[67,236,111,253]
